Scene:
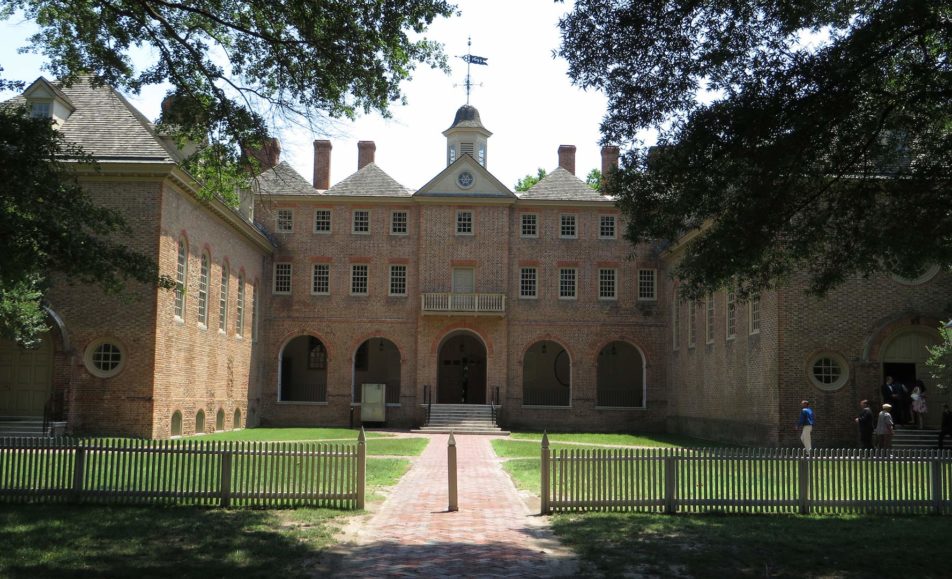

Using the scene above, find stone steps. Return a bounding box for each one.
[0,417,67,438]
[893,427,942,449]
[412,404,507,435]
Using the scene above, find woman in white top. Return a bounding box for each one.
[873,403,895,449]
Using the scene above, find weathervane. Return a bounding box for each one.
[456,37,488,105]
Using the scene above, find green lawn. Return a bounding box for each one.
[191,427,389,442]
[510,431,728,447]
[365,437,428,456]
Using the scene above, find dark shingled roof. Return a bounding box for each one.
[518,167,613,202]
[325,163,413,197]
[255,161,317,196]
[447,104,487,131]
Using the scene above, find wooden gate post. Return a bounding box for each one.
[356,428,366,510]
[931,455,943,515]
[664,453,677,514]
[448,432,458,512]
[541,431,550,515]
[798,453,810,515]
[220,444,233,508]
[71,445,86,505]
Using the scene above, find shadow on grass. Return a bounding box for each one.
[552,511,952,578]
[0,504,345,579]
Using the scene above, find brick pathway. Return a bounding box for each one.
[331,434,576,578]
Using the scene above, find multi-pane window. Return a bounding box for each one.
[391,211,408,235]
[726,289,736,339]
[251,284,259,342]
[456,210,473,235]
[353,210,370,234]
[672,299,681,350]
[218,264,229,332]
[236,275,245,337]
[705,294,715,344]
[312,264,329,295]
[688,300,697,347]
[389,265,407,296]
[314,209,331,233]
[351,264,369,295]
[174,238,187,318]
[560,214,577,238]
[749,294,761,334]
[276,209,293,233]
[273,262,291,294]
[638,269,657,300]
[197,253,209,326]
[30,102,51,118]
[599,215,617,239]
[520,267,537,298]
[521,214,538,238]
[599,268,617,300]
[559,268,577,299]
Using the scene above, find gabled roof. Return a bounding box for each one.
[22,76,75,111]
[255,161,317,196]
[414,154,514,199]
[518,167,613,202]
[325,162,413,197]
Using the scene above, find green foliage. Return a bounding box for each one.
[0,89,172,346]
[514,168,547,191]
[585,168,601,190]
[559,1,952,297]
[926,323,952,391]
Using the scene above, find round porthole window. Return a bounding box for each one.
[457,171,475,189]
[891,264,940,286]
[807,353,849,391]
[84,339,125,378]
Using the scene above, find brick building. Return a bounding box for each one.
[2,78,949,445]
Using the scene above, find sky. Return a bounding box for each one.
[0,1,612,191]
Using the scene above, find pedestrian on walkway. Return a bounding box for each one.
[855,399,874,449]
[796,400,814,451]
[874,403,895,449]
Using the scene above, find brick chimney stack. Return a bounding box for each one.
[313,140,332,189]
[558,145,577,175]
[600,145,620,178]
[357,141,376,170]
[244,138,281,172]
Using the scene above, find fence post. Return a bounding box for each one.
[71,445,86,505]
[220,444,232,508]
[932,455,943,515]
[541,431,550,515]
[798,453,810,515]
[448,432,458,512]
[357,428,366,510]
[664,452,677,514]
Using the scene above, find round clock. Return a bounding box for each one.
[457,171,474,189]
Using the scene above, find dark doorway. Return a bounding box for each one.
[438,334,486,404]
[883,362,917,391]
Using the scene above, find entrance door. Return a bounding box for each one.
[0,334,53,416]
[882,330,945,428]
[437,333,486,404]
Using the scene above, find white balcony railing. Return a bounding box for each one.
[421,292,506,315]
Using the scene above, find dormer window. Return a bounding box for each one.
[30,102,51,119]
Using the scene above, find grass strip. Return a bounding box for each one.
[365,437,428,456]
[509,431,727,447]
[188,427,389,442]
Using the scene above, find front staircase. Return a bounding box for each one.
[893,425,942,449]
[0,417,67,438]
[413,404,508,435]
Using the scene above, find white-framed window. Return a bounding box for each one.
[808,352,850,391]
[391,211,408,235]
[352,210,370,234]
[688,300,697,348]
[599,215,617,239]
[749,294,761,334]
[197,253,209,326]
[599,268,617,300]
[351,264,369,295]
[560,214,577,238]
[520,214,538,238]
[520,267,537,298]
[314,209,331,233]
[84,339,124,378]
[276,209,293,233]
[251,283,259,343]
[389,264,407,296]
[174,237,187,319]
[311,264,329,295]
[559,268,577,299]
[456,210,473,235]
[705,294,715,344]
[726,289,736,340]
[672,299,681,351]
[218,264,229,332]
[273,262,292,294]
[236,275,245,337]
[30,102,51,119]
[637,269,657,300]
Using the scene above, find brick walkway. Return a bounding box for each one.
[331,434,576,578]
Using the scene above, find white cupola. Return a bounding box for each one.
[443,104,492,168]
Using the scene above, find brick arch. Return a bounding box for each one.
[201,242,213,258]
[862,314,944,362]
[518,335,574,366]
[41,304,71,353]
[277,330,334,361]
[348,333,406,364]
[429,322,494,356]
[590,337,650,368]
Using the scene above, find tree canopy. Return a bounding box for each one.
[515,168,547,192]
[559,0,952,297]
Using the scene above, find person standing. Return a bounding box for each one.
[796,400,814,451]
[939,404,952,449]
[881,376,902,415]
[910,380,928,429]
[855,399,874,449]
[874,403,895,449]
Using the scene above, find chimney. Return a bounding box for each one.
[558,145,576,175]
[313,140,332,189]
[244,137,281,172]
[357,140,376,170]
[600,145,620,178]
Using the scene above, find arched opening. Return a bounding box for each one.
[523,340,570,406]
[0,331,54,416]
[352,338,401,405]
[233,408,242,429]
[597,341,645,408]
[195,410,206,434]
[438,332,487,404]
[171,411,183,437]
[882,328,944,427]
[215,408,225,431]
[279,335,328,402]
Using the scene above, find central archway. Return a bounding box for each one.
[437,332,487,404]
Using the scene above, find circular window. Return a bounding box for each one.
[84,339,125,378]
[457,171,474,189]
[891,264,940,285]
[807,353,849,391]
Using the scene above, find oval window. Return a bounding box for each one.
[84,340,124,378]
[807,353,849,391]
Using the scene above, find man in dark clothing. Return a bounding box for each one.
[855,399,874,449]
[940,404,952,449]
